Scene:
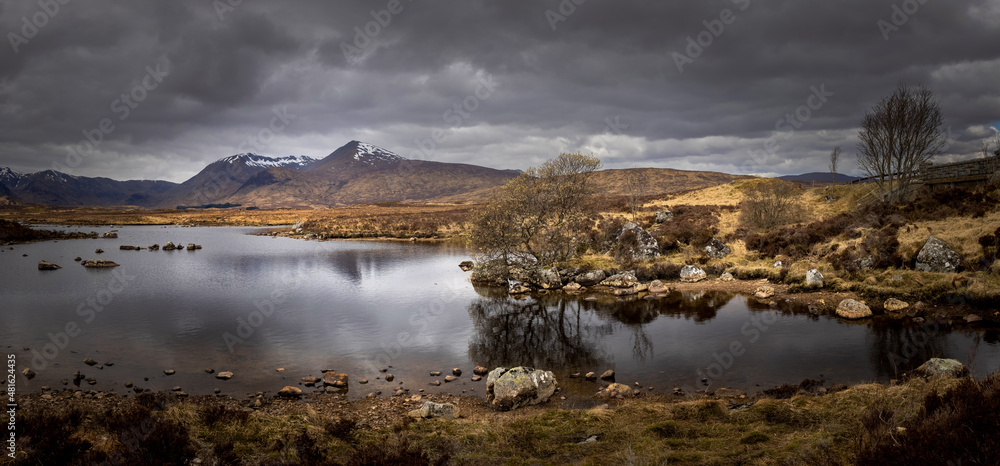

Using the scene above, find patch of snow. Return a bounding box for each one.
[219,153,319,169]
[352,142,404,164]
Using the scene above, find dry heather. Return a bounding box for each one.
[9,374,999,465]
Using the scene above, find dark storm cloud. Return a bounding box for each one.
[0,0,998,182]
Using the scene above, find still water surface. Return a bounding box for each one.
[2,226,998,399]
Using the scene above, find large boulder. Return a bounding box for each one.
[574,269,606,287]
[913,358,968,378]
[806,269,824,287]
[915,236,962,273]
[600,271,639,288]
[486,366,558,411]
[612,222,660,261]
[836,299,872,319]
[704,238,731,259]
[535,267,563,289]
[680,265,707,283]
[654,210,674,223]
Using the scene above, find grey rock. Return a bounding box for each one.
[486,366,558,411]
[574,270,607,286]
[914,358,968,378]
[916,236,962,273]
[806,269,824,287]
[216,371,235,380]
[600,271,639,288]
[612,222,660,261]
[408,401,459,419]
[679,265,706,283]
[654,210,674,223]
[704,238,731,259]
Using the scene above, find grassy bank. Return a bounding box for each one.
[7,373,999,464]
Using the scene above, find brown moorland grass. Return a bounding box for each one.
[10,374,998,465]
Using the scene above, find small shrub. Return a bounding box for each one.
[739,432,771,445]
[648,421,680,438]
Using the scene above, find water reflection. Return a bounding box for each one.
[467,296,612,370]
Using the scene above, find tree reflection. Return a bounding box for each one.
[868,319,952,377]
[467,295,612,370]
[467,290,738,370]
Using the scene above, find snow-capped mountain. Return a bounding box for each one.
[352,142,404,165]
[0,167,25,188]
[218,153,319,169]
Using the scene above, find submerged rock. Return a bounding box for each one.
[81,260,119,268]
[37,260,61,270]
[596,383,635,400]
[322,371,348,388]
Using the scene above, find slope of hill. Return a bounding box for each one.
[156,153,319,208]
[588,168,748,197]
[6,170,178,207]
[221,141,521,208]
[779,172,860,183]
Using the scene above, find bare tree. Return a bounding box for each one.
[857,84,946,203]
[829,145,841,183]
[470,152,602,270]
[739,179,801,231]
[623,169,646,222]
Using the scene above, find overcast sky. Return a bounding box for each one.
[1,0,998,183]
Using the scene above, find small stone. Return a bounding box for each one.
[171,386,182,391]
[753,286,774,299]
[429,371,442,377]
[444,375,457,382]
[473,366,489,376]
[359,379,369,384]
[452,368,462,376]
[124,382,133,388]
[385,374,394,382]
[83,358,97,366]
[216,371,234,380]
[584,372,597,380]
[205,368,214,374]
[278,386,303,398]
[964,314,982,323]
[430,380,441,386]
[175,391,188,397]
[471,375,482,382]
[599,370,615,381]
[163,369,176,375]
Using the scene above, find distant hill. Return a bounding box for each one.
[156,153,319,208]
[778,172,861,183]
[0,143,749,208]
[590,168,748,197]
[220,141,522,208]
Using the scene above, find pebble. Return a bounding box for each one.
[444,375,457,383]
[164,369,175,375]
[452,368,462,376]
[430,380,441,386]
[430,371,442,377]
[385,374,394,382]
